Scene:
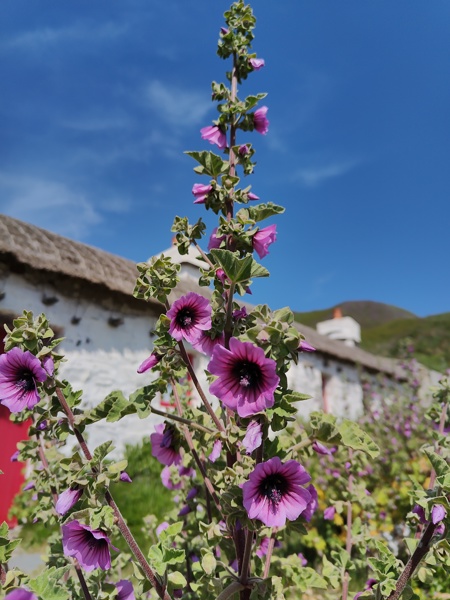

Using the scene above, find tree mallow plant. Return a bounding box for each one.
[0,3,449,600]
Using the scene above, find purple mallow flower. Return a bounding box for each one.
[249,58,265,71]
[178,504,191,517]
[167,292,212,344]
[116,580,135,600]
[191,330,224,356]
[253,106,269,135]
[208,439,222,463]
[239,144,250,155]
[10,450,20,462]
[298,552,308,566]
[252,225,277,259]
[192,183,213,204]
[432,504,447,524]
[299,341,316,353]
[200,125,227,149]
[161,466,182,490]
[156,521,169,537]
[207,227,226,251]
[256,536,281,558]
[247,192,259,201]
[302,484,318,522]
[242,421,263,454]
[137,352,161,373]
[0,347,48,413]
[56,487,83,515]
[151,423,181,466]
[62,520,116,572]
[324,506,336,520]
[120,471,132,483]
[208,337,279,418]
[242,457,313,527]
[312,441,332,456]
[4,590,38,600]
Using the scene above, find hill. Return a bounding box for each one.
[294,301,450,373]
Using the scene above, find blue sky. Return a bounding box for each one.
[1,1,449,317]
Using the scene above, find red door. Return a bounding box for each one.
[0,333,30,526]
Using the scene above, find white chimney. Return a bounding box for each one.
[316,307,361,347]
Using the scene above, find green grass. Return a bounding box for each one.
[110,438,173,551]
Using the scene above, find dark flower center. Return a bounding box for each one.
[176,308,195,328]
[259,474,288,506]
[17,369,36,392]
[83,532,106,549]
[233,361,261,390]
[161,430,173,449]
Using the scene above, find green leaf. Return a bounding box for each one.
[339,420,380,458]
[168,571,187,587]
[28,566,70,600]
[284,391,312,403]
[210,249,269,283]
[185,151,227,177]
[246,202,285,223]
[83,390,136,424]
[201,550,217,575]
[423,447,450,479]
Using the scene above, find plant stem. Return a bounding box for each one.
[262,529,277,580]
[387,522,438,600]
[75,562,93,600]
[193,242,215,270]
[0,563,7,586]
[150,406,215,435]
[170,378,223,514]
[342,449,354,600]
[289,438,313,454]
[54,384,172,600]
[428,401,448,490]
[177,340,225,432]
[239,528,253,586]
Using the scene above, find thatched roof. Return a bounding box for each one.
[0,213,403,376]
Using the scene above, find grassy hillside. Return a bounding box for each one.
[295,300,416,330]
[294,301,450,373]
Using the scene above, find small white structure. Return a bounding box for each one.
[317,307,361,347]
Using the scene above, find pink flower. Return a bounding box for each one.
[249,58,265,71]
[116,580,135,600]
[239,144,250,155]
[191,330,224,356]
[167,292,212,344]
[56,488,83,515]
[192,183,213,204]
[248,192,259,201]
[150,423,181,466]
[200,125,227,149]
[119,471,132,483]
[324,506,336,520]
[0,347,48,413]
[299,341,316,353]
[298,552,308,566]
[208,337,279,418]
[156,521,169,537]
[4,591,38,600]
[302,484,318,522]
[137,352,161,373]
[161,466,182,490]
[242,421,263,454]
[312,441,332,456]
[242,457,312,527]
[432,504,447,524]
[252,224,277,259]
[207,227,226,251]
[62,520,116,572]
[208,439,222,463]
[253,106,269,135]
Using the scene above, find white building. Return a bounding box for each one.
[0,214,439,453]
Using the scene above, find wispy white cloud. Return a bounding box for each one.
[145,80,212,129]
[292,160,360,188]
[0,173,126,239]
[4,21,127,51]
[61,114,133,132]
